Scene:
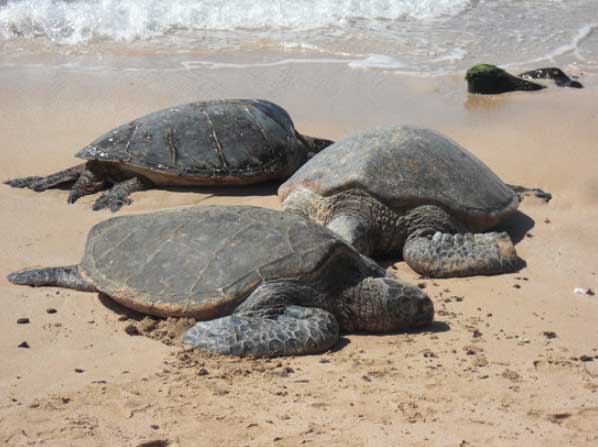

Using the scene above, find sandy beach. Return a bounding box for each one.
[1,56,598,446]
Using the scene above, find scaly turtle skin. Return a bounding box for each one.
[279,126,526,278]
[5,99,332,212]
[7,205,433,357]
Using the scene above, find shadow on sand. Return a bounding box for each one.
[160,179,282,198]
[328,322,450,355]
[98,293,149,321]
[495,210,535,245]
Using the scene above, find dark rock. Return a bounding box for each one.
[550,413,572,423]
[16,318,30,324]
[466,64,545,94]
[124,324,141,336]
[518,67,583,88]
[46,308,57,314]
[136,440,170,447]
[18,341,30,348]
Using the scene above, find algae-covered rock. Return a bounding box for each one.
[465,64,545,94]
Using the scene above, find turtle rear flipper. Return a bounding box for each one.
[297,134,334,157]
[5,164,86,191]
[507,183,552,203]
[184,305,340,357]
[7,265,96,292]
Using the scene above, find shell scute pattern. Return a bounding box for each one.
[280,126,516,221]
[80,206,343,318]
[76,99,302,179]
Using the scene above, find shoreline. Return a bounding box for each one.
[1,56,598,446]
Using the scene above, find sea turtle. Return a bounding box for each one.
[5,99,332,211]
[279,125,526,278]
[465,64,582,94]
[7,205,433,357]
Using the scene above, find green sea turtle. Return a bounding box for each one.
[5,99,332,211]
[279,125,527,278]
[465,64,583,94]
[7,205,433,357]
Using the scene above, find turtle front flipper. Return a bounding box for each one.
[401,205,523,277]
[68,163,109,204]
[5,164,86,191]
[7,265,97,292]
[184,305,340,357]
[404,231,524,278]
[92,176,151,212]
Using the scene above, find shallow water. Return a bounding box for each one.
[0,0,597,76]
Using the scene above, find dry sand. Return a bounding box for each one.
[1,59,598,446]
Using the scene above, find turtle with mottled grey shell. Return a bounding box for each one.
[279,125,527,278]
[6,99,332,211]
[7,205,433,357]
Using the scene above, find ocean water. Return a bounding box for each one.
[0,0,597,76]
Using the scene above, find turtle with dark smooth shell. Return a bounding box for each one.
[279,125,528,278]
[5,99,332,211]
[7,205,433,357]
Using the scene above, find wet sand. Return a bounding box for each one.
[1,58,598,446]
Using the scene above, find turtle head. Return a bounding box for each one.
[340,277,434,333]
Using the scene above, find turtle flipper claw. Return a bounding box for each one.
[92,192,131,212]
[92,177,148,212]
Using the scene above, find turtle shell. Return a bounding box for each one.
[279,126,518,229]
[80,205,355,318]
[76,99,306,183]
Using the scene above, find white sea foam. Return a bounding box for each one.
[181,57,350,70]
[430,48,467,63]
[0,0,471,44]
[538,23,597,62]
[348,54,405,70]
[1,0,597,77]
